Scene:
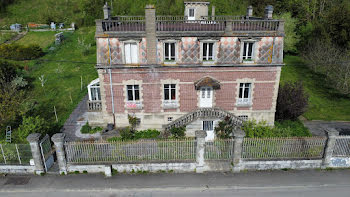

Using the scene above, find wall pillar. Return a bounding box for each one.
[322,128,339,168]
[52,133,67,174]
[26,133,45,175]
[195,130,207,173]
[145,5,157,65]
[232,129,245,172]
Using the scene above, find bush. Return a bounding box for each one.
[80,122,102,134]
[16,116,50,142]
[134,129,160,139]
[214,116,234,139]
[120,127,134,140]
[276,82,308,121]
[242,120,312,138]
[170,126,185,138]
[0,44,44,60]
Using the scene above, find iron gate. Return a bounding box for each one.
[39,134,54,172]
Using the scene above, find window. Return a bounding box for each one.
[202,43,214,61]
[238,83,251,104]
[203,121,213,131]
[124,43,138,64]
[87,79,101,101]
[164,84,176,100]
[164,43,176,62]
[238,115,248,121]
[242,42,254,62]
[127,85,140,101]
[188,8,195,20]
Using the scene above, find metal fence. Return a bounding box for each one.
[333,136,350,157]
[242,137,327,160]
[65,139,196,164]
[0,144,32,165]
[204,139,234,160]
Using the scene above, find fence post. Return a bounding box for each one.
[232,129,245,172]
[52,133,67,174]
[195,130,207,173]
[27,133,44,175]
[322,128,339,168]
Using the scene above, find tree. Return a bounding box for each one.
[214,116,234,139]
[275,82,308,121]
[276,12,300,53]
[16,116,50,142]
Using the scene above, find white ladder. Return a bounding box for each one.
[6,126,11,143]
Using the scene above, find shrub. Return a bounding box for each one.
[214,116,234,139]
[80,122,102,134]
[16,116,50,142]
[120,127,134,140]
[242,120,312,138]
[170,126,185,138]
[275,82,308,121]
[134,129,160,139]
[0,44,44,60]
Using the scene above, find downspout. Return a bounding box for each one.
[107,37,116,127]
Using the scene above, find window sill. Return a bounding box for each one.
[162,100,179,109]
[163,61,177,65]
[235,103,252,107]
[242,60,255,64]
[126,101,143,109]
[202,60,215,65]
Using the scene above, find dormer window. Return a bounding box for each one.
[188,8,195,20]
[240,38,259,64]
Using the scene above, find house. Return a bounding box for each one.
[86,1,284,140]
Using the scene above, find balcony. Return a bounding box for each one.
[87,101,102,112]
[97,15,283,36]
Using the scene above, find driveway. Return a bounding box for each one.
[303,120,350,136]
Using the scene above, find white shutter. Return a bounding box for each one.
[131,43,138,64]
[125,43,131,64]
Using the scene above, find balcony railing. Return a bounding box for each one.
[87,101,102,112]
[99,15,283,33]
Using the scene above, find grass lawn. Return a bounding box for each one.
[0,32,17,44]
[15,31,56,49]
[281,55,350,121]
[0,27,97,135]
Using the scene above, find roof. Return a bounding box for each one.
[184,0,210,5]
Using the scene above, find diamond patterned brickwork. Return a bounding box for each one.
[217,37,240,64]
[140,38,147,64]
[272,37,283,64]
[256,37,273,64]
[180,37,200,64]
[97,38,123,65]
[156,41,163,64]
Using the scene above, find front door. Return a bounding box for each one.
[200,87,213,108]
[203,120,215,141]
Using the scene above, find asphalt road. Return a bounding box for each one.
[1,169,350,197]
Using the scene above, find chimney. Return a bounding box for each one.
[145,5,157,65]
[264,5,273,19]
[103,2,111,20]
[246,5,253,18]
[211,6,215,20]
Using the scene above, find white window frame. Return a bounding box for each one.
[200,41,217,64]
[163,41,177,64]
[188,8,195,20]
[161,79,180,109]
[127,85,140,102]
[202,120,214,131]
[237,83,252,105]
[164,84,177,101]
[87,78,101,101]
[123,41,139,64]
[240,39,258,64]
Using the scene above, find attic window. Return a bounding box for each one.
[188,8,195,20]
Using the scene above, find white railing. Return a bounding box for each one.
[0,144,32,165]
[205,139,234,160]
[64,139,196,164]
[87,101,102,111]
[242,137,327,160]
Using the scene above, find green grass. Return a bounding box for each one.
[281,55,350,121]
[0,0,82,27]
[0,32,17,44]
[15,31,56,49]
[0,27,97,135]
